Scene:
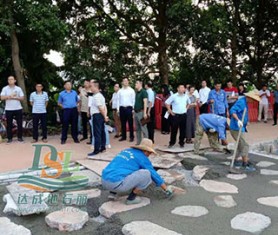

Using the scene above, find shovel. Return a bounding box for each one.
[229,108,247,174]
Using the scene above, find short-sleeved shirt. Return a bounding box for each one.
[134,89,148,111]
[88,92,105,115]
[58,90,78,109]
[259,89,270,105]
[208,89,228,115]
[165,93,191,114]
[0,85,24,111]
[274,90,278,104]
[79,88,90,113]
[224,87,239,104]
[29,91,49,113]
[146,88,155,108]
[111,92,119,109]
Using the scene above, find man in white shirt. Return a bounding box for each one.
[88,81,108,157]
[117,78,136,142]
[110,83,121,138]
[165,84,191,148]
[79,80,92,142]
[198,80,211,114]
[258,84,271,123]
[145,81,155,143]
[0,76,24,143]
[29,83,49,143]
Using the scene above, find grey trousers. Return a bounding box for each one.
[102,169,152,193]
[134,111,148,145]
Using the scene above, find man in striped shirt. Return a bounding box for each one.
[30,83,49,143]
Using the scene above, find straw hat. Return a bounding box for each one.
[131,138,157,154]
[245,91,261,102]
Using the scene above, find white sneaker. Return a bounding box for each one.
[107,144,111,149]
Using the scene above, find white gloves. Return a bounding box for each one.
[237,120,243,128]
[209,128,216,133]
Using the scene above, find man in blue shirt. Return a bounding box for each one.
[273,84,278,126]
[194,113,228,154]
[58,81,79,144]
[102,138,174,205]
[30,83,49,143]
[230,96,255,172]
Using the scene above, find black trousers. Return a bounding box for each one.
[274,103,278,125]
[200,103,209,114]
[161,107,170,133]
[120,106,134,139]
[93,113,106,153]
[33,113,47,140]
[81,112,92,140]
[6,109,23,140]
[170,113,187,146]
[61,107,78,141]
[147,107,155,143]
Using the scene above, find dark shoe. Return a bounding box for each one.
[17,138,24,142]
[168,144,174,148]
[42,138,48,143]
[129,138,134,142]
[31,139,38,143]
[87,151,100,158]
[74,139,80,143]
[7,139,12,144]
[80,137,87,141]
[119,138,126,142]
[264,120,267,123]
[114,134,121,138]
[86,141,92,145]
[273,124,277,126]
[100,147,106,153]
[180,144,184,148]
[61,140,66,145]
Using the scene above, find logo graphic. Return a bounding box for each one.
[17,144,88,192]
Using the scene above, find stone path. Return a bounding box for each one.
[45,207,89,231]
[213,195,237,208]
[0,217,31,235]
[260,169,278,175]
[180,153,208,161]
[192,165,209,181]
[99,197,151,218]
[257,196,278,208]
[231,212,271,234]
[226,173,247,180]
[171,205,209,217]
[122,221,182,235]
[149,156,182,169]
[6,183,48,216]
[76,160,109,176]
[256,161,276,168]
[65,189,101,205]
[157,169,185,184]
[199,180,239,193]
[71,170,101,187]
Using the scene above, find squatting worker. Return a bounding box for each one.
[101,138,174,205]
[229,95,255,172]
[194,113,229,155]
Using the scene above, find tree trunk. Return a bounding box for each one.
[231,28,238,84]
[157,1,169,85]
[11,30,28,112]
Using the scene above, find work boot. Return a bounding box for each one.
[125,191,141,205]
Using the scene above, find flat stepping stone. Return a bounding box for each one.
[157,170,185,184]
[249,150,277,160]
[6,183,48,216]
[226,174,247,180]
[84,152,115,162]
[149,156,181,169]
[156,145,194,153]
[256,161,276,168]
[260,169,278,175]
[99,196,150,218]
[65,189,101,205]
[122,221,182,235]
[269,180,278,185]
[171,205,208,217]
[192,166,209,181]
[71,170,101,187]
[0,217,31,235]
[159,153,176,158]
[168,186,187,195]
[257,196,278,208]
[181,153,208,161]
[231,212,271,234]
[45,207,89,231]
[214,195,237,208]
[220,161,230,166]
[200,180,238,194]
[76,160,109,176]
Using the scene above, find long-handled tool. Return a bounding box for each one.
[229,108,247,174]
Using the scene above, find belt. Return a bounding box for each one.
[174,113,186,116]
[134,109,143,113]
[120,106,132,109]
